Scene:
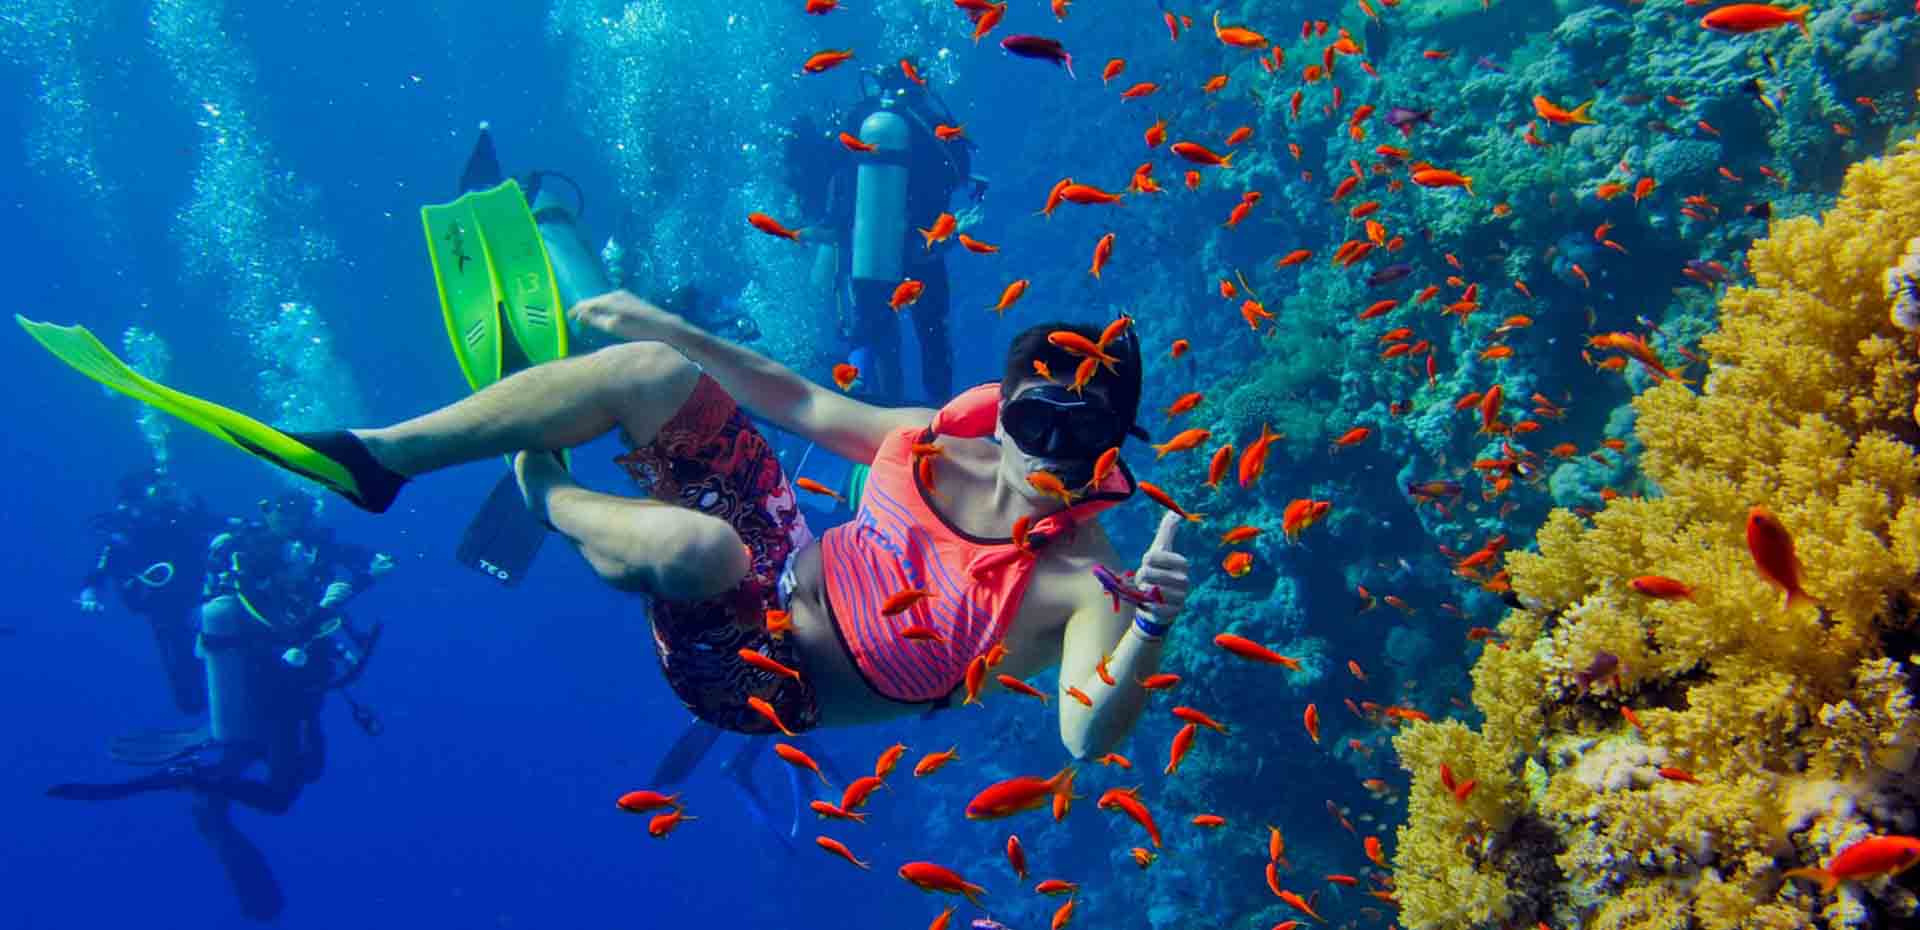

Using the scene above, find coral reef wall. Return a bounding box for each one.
[1392,134,1920,930]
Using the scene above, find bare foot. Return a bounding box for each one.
[512,451,573,528]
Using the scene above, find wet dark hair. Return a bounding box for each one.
[1001,320,1146,441]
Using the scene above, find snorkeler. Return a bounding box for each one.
[782,62,987,405]
[47,490,392,921]
[75,469,224,714]
[23,285,1191,758]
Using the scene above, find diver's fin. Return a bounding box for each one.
[422,178,568,394]
[650,718,725,787]
[465,178,567,371]
[459,124,504,195]
[15,317,408,513]
[422,187,505,393]
[192,797,287,921]
[46,766,195,801]
[455,472,548,587]
[421,179,569,585]
[724,746,802,854]
[109,725,213,767]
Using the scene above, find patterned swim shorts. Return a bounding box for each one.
[614,373,820,735]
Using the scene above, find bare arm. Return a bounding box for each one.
[572,291,933,464]
[1057,513,1191,759]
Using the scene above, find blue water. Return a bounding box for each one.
[5,0,1912,928]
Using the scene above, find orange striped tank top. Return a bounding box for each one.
[817,383,1136,704]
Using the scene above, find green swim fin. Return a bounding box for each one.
[421,179,571,587]
[421,179,567,393]
[15,316,404,512]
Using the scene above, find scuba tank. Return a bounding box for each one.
[850,103,910,286]
[528,172,610,309]
[526,171,620,353]
[198,597,271,747]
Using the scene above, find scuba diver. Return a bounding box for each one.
[48,490,392,922]
[76,469,223,714]
[782,62,986,406]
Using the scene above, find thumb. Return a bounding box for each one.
[1147,511,1182,553]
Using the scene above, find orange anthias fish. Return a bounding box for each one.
[816,836,870,869]
[1214,633,1303,670]
[775,742,833,785]
[1047,330,1121,369]
[1205,444,1234,488]
[1089,232,1116,279]
[738,647,804,681]
[1303,703,1320,743]
[957,233,999,254]
[1153,428,1212,459]
[914,746,959,776]
[831,363,860,391]
[1166,722,1198,774]
[747,695,797,736]
[616,790,681,813]
[1332,426,1371,450]
[1097,786,1163,847]
[1138,481,1204,522]
[794,476,844,502]
[802,49,856,73]
[1700,3,1812,38]
[1239,423,1281,488]
[1630,575,1693,600]
[648,808,696,837]
[1212,10,1268,47]
[1220,524,1262,545]
[898,861,989,906]
[1747,506,1815,607]
[882,587,933,616]
[1171,141,1234,167]
[874,743,908,779]
[1223,551,1254,578]
[1784,835,1920,893]
[988,279,1030,315]
[1411,168,1475,196]
[1059,183,1125,205]
[890,278,925,311]
[1532,95,1595,125]
[747,212,803,241]
[918,212,957,249]
[965,766,1076,819]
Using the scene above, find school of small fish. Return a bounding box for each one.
[708,2,1907,928]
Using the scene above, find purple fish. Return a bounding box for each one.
[1092,564,1162,612]
[1000,35,1075,78]
[1475,55,1505,74]
[1368,263,1413,286]
[1385,107,1432,137]
[1573,650,1620,694]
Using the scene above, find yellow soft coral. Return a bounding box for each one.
[1392,135,1920,929]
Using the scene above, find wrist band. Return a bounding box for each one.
[1133,612,1170,640]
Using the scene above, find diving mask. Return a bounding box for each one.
[1002,385,1130,463]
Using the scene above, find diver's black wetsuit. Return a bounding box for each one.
[80,477,222,714]
[51,505,386,922]
[788,74,976,404]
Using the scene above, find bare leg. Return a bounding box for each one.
[420,342,749,602]
[515,452,750,602]
[356,342,700,477]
